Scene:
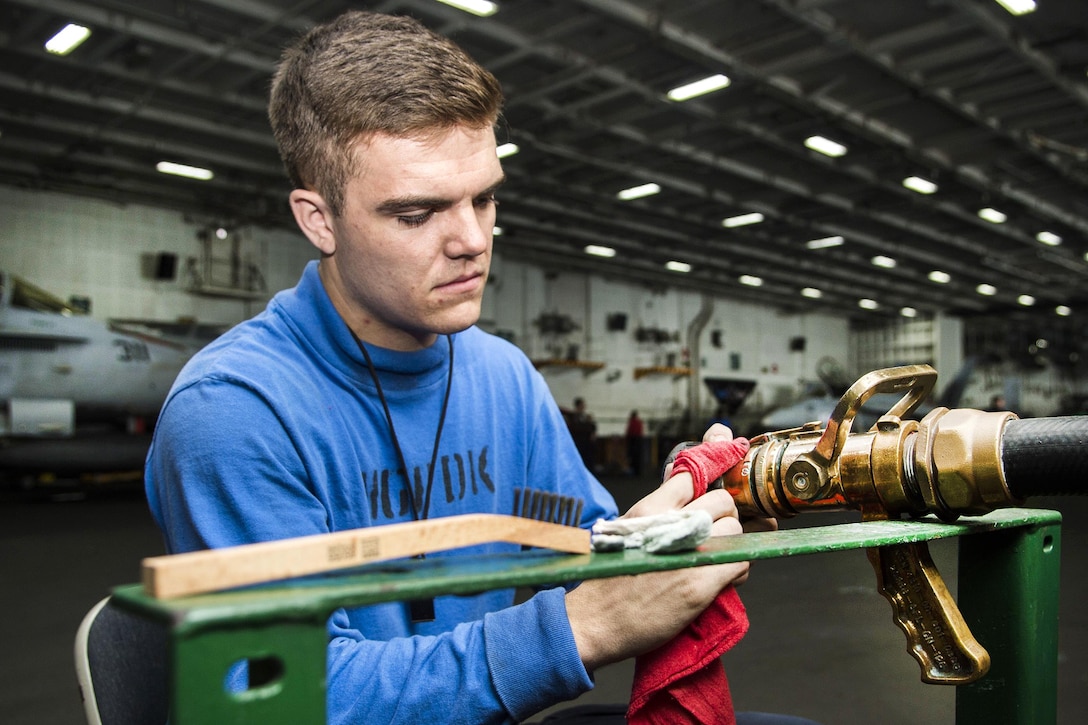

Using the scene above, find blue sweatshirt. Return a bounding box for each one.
[145,261,617,724]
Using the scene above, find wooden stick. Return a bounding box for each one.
[142,514,590,599]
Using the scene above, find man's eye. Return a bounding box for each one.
[398,211,433,228]
[475,194,498,209]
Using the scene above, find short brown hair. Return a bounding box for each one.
[269,11,504,215]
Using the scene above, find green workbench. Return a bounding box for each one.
[111,507,1060,724]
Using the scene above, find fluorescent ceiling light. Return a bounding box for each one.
[584,244,616,258]
[496,142,519,158]
[1056,305,1072,317]
[902,176,938,194]
[435,0,498,17]
[800,287,822,299]
[1017,294,1036,306]
[617,183,661,201]
[858,298,878,310]
[45,24,91,55]
[804,135,847,157]
[806,235,844,249]
[156,161,213,181]
[976,283,997,296]
[722,212,764,228]
[665,260,691,273]
[1036,231,1062,246]
[492,226,503,236]
[667,74,731,102]
[900,307,918,318]
[978,207,1007,224]
[738,274,763,287]
[994,0,1036,16]
[871,255,897,268]
[928,270,951,284]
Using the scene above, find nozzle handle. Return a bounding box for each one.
[867,542,990,684]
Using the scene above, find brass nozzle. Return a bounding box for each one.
[914,407,1019,518]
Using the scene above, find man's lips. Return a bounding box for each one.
[436,270,484,295]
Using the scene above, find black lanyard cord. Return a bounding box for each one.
[353,332,454,522]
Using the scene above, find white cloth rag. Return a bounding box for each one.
[591,509,713,554]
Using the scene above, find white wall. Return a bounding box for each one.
[0,187,316,326]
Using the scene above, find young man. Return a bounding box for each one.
[146,11,773,724]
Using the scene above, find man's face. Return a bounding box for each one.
[323,125,504,350]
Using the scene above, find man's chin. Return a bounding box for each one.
[429,302,483,336]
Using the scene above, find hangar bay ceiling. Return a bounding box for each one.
[1,0,1087,324]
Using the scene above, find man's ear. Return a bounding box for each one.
[289,189,337,256]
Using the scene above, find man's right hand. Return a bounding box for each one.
[565,539,748,673]
[564,425,749,672]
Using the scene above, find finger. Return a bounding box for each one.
[682,488,739,522]
[623,472,695,518]
[709,516,743,538]
[683,560,750,593]
[721,560,750,587]
[702,423,734,443]
[661,427,735,479]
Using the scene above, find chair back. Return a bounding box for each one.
[75,597,169,725]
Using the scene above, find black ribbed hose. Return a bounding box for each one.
[1002,416,1088,498]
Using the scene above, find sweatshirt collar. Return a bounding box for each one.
[280,261,451,385]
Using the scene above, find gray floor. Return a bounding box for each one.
[1,476,1085,724]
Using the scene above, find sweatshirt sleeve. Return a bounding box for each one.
[145,377,331,551]
[483,587,592,719]
[325,588,592,724]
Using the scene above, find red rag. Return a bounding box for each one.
[627,437,752,725]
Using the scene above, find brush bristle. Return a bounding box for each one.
[513,488,584,527]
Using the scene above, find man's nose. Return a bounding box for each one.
[446,206,492,256]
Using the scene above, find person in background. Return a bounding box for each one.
[625,409,645,475]
[569,396,598,471]
[145,10,815,725]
